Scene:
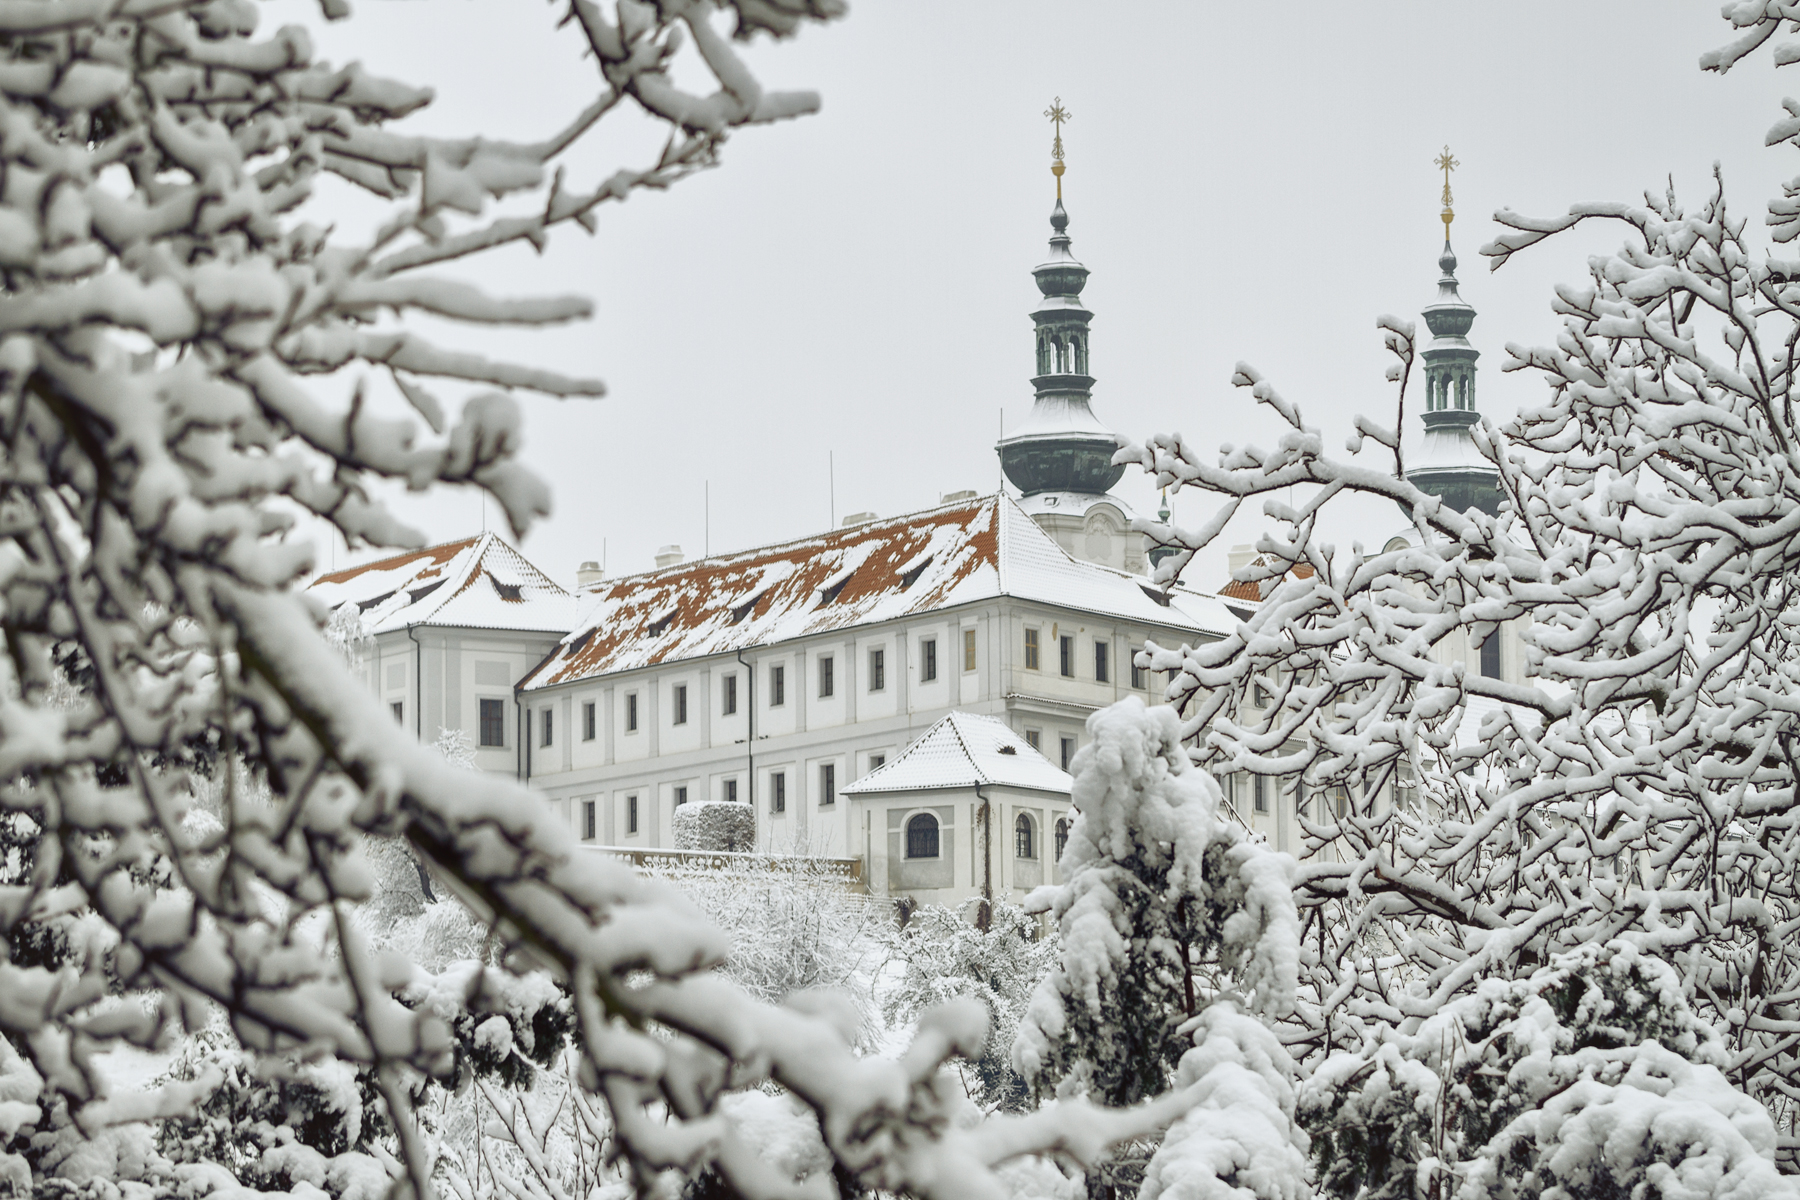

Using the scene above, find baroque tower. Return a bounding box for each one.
[1403,147,1501,516]
[996,99,1144,574]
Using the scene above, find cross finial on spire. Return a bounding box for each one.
[1435,144,1459,238]
[1045,97,1071,199]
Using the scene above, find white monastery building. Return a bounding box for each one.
[307,155,1522,902]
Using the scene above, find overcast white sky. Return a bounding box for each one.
[286,0,1794,591]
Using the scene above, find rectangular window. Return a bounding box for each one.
[724,779,737,804]
[626,692,639,732]
[1025,729,1041,751]
[479,698,505,747]
[1060,736,1075,771]
[583,701,596,741]
[1024,628,1040,671]
[770,664,786,707]
[1131,650,1146,691]
[673,684,688,725]
[1060,635,1074,678]
[819,656,834,698]
[1480,632,1501,679]
[869,648,885,692]
[820,763,835,806]
[722,674,737,716]
[675,785,688,807]
[391,701,404,723]
[963,628,977,672]
[921,638,937,683]
[1254,774,1268,814]
[868,753,885,774]
[541,708,553,747]
[582,799,596,840]
[626,794,639,834]
[771,772,786,814]
[1095,640,1109,684]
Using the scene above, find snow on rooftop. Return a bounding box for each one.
[522,494,1238,691]
[841,711,1070,796]
[308,532,572,634]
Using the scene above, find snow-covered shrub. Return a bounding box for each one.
[884,899,1057,1111]
[672,800,756,852]
[1140,1002,1311,1200]
[646,851,886,1043]
[1303,941,1794,1200]
[1017,699,1305,1200]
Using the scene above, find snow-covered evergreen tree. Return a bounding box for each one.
[1016,700,1308,1200]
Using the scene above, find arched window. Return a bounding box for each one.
[1036,333,1051,376]
[1054,817,1069,862]
[1015,813,1035,860]
[906,813,939,859]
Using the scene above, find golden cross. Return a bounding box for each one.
[1045,97,1071,198]
[1435,145,1458,235]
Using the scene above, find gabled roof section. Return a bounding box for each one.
[308,532,572,634]
[842,712,1071,796]
[522,495,1237,691]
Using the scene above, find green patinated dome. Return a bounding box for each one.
[998,200,1124,497]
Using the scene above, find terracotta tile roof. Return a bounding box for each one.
[308,532,572,634]
[1219,556,1316,603]
[521,494,1240,691]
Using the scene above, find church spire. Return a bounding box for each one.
[996,102,1124,499]
[1403,146,1501,517]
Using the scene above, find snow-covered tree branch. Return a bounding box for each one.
[1122,5,1800,1175]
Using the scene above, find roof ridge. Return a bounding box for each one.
[311,534,483,586]
[596,493,1002,587]
[944,710,991,787]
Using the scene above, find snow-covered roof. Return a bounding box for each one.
[308,532,572,635]
[841,712,1071,796]
[1218,554,1316,604]
[522,494,1237,691]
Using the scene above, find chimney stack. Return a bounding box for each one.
[655,544,685,569]
[576,561,604,589]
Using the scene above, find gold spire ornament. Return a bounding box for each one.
[1435,144,1458,238]
[1045,97,1071,199]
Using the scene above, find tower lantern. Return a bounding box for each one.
[1403,146,1502,517]
[995,100,1144,574]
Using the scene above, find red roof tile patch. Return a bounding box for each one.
[312,538,478,587]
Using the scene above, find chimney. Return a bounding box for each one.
[940,489,978,505]
[655,544,685,569]
[576,561,604,589]
[1227,544,1258,577]
[840,512,878,529]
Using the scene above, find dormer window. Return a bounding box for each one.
[730,591,765,624]
[898,554,933,590]
[819,577,851,606]
[358,591,394,611]
[408,580,444,605]
[646,608,676,637]
[491,578,523,602]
